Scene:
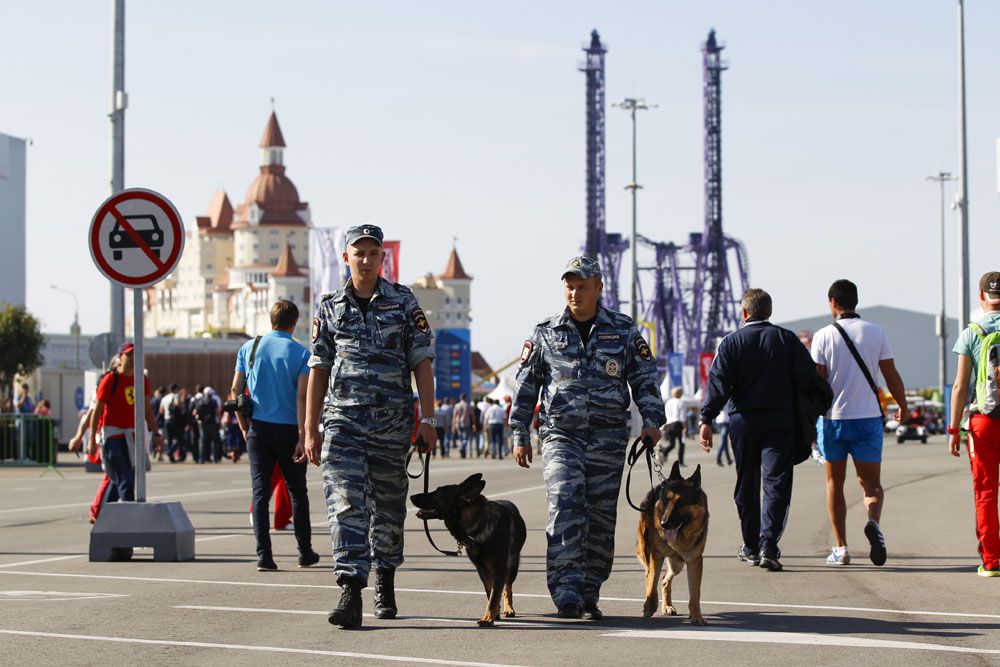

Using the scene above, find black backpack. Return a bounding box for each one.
[195,395,218,423]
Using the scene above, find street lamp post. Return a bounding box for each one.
[927,173,957,400]
[612,97,655,323]
[957,0,970,330]
[50,285,80,369]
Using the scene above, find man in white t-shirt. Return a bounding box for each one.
[811,279,908,567]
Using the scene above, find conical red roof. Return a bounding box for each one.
[271,243,305,278]
[439,247,471,280]
[259,112,286,148]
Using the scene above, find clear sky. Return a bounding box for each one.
[2,1,999,370]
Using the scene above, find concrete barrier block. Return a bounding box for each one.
[89,501,195,562]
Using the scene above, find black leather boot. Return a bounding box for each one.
[373,568,397,619]
[328,579,363,628]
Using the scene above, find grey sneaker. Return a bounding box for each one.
[737,545,760,566]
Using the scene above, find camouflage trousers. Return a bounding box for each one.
[321,406,413,586]
[539,423,629,608]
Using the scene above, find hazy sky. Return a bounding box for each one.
[2,1,999,369]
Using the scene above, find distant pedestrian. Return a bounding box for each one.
[485,398,507,459]
[433,399,448,457]
[87,343,162,504]
[700,288,823,572]
[947,271,1000,577]
[715,409,733,467]
[659,387,686,466]
[811,279,908,567]
[452,393,472,458]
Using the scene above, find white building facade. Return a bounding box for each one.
[0,132,27,307]
[135,113,312,342]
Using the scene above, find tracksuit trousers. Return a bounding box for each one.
[968,415,1000,570]
[729,411,794,557]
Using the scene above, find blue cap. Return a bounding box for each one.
[561,256,603,281]
[345,225,384,246]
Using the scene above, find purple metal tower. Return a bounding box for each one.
[579,29,625,309]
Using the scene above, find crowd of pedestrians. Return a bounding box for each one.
[430,394,515,459]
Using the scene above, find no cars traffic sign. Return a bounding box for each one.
[89,188,185,288]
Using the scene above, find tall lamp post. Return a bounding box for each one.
[612,97,655,322]
[927,173,957,400]
[956,0,970,330]
[50,285,81,369]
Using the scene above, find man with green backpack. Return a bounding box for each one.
[948,271,1000,577]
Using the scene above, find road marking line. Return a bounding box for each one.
[0,555,86,569]
[0,488,251,515]
[602,629,1000,655]
[0,535,241,569]
[2,571,996,622]
[0,630,527,666]
[174,605,564,628]
[0,591,127,602]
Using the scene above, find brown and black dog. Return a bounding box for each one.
[410,473,527,627]
[636,461,709,625]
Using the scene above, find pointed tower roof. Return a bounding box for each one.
[195,191,234,235]
[259,111,286,148]
[271,243,305,278]
[439,247,471,280]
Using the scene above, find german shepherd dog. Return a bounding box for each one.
[410,473,527,627]
[636,461,709,625]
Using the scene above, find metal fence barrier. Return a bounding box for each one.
[0,414,57,469]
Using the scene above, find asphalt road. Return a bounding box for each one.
[0,434,997,666]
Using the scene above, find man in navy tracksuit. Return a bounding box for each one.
[698,288,815,572]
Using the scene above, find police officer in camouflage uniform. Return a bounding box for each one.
[510,256,665,619]
[304,225,438,629]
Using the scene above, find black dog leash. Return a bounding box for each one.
[625,436,662,512]
[406,438,462,557]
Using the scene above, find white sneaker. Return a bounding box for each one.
[825,548,850,566]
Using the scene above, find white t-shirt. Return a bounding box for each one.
[664,397,684,425]
[811,317,893,420]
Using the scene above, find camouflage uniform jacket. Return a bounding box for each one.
[308,278,434,411]
[508,306,665,447]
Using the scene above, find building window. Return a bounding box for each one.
[445,297,450,304]
[270,244,279,250]
[457,297,463,304]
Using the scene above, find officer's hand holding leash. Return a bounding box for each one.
[640,426,662,449]
[415,422,436,454]
[699,423,714,453]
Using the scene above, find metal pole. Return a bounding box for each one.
[927,172,956,399]
[957,0,970,330]
[133,289,146,502]
[110,0,126,339]
[629,104,638,323]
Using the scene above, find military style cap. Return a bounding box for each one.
[346,225,384,246]
[561,256,603,281]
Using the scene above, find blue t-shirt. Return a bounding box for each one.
[953,311,1000,377]
[235,331,310,426]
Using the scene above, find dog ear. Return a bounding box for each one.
[668,460,682,481]
[458,475,486,502]
[687,464,702,488]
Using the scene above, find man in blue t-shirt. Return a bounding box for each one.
[231,299,318,572]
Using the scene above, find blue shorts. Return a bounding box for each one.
[817,417,884,463]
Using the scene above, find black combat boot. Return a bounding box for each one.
[373,568,398,619]
[328,579,364,628]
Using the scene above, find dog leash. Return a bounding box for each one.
[405,438,463,557]
[625,436,662,512]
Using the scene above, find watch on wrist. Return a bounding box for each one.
[419,417,438,428]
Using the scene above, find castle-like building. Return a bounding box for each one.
[136,113,311,341]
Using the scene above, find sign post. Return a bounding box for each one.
[87,188,194,562]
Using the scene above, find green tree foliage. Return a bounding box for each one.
[0,303,45,405]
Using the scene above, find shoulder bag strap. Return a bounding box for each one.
[832,322,884,419]
[240,336,262,397]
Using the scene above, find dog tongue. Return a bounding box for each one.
[665,527,680,543]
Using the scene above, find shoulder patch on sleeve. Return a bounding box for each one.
[633,336,653,361]
[411,307,430,333]
[520,340,534,364]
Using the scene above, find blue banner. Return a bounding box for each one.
[667,352,684,388]
[434,329,471,400]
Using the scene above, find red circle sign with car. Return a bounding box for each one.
[89,188,185,288]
